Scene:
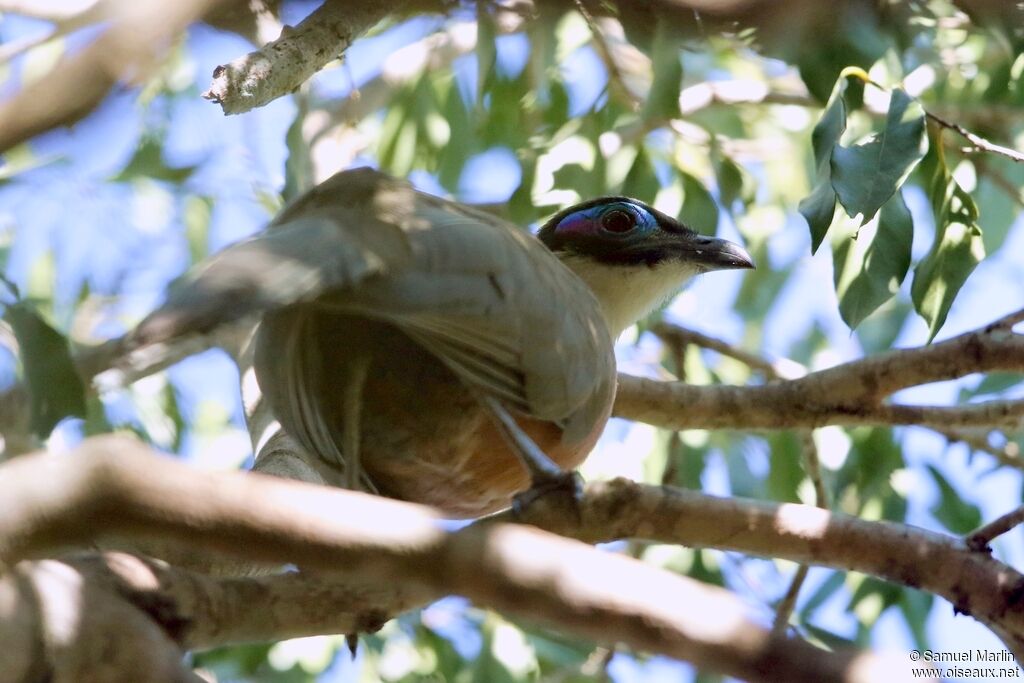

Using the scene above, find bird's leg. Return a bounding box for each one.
[481,395,582,514]
[340,352,373,656]
[342,352,372,492]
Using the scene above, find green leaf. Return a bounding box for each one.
[183,195,213,265]
[961,372,1023,401]
[0,143,62,183]
[767,431,803,503]
[899,589,934,649]
[911,219,984,341]
[830,88,927,224]
[835,428,907,522]
[621,148,659,202]
[802,623,857,651]
[800,181,839,253]
[679,171,719,235]
[734,243,790,321]
[4,302,87,437]
[911,134,985,341]
[832,190,913,330]
[926,464,982,534]
[437,83,475,190]
[798,79,847,252]
[641,20,683,121]
[476,6,497,108]
[854,298,912,355]
[669,435,708,490]
[282,99,313,203]
[724,436,761,499]
[112,136,196,184]
[800,571,846,618]
[713,153,754,209]
[849,576,903,616]
[974,159,1024,255]
[811,83,849,171]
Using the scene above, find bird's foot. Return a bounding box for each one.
[512,470,583,521]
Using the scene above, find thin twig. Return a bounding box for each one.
[650,322,805,380]
[988,307,1024,331]
[967,505,1024,552]
[772,564,810,637]
[578,645,616,680]
[573,0,643,108]
[773,430,830,633]
[927,112,1024,164]
[935,427,1023,472]
[800,430,830,509]
[650,323,828,635]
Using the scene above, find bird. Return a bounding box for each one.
[129,168,753,518]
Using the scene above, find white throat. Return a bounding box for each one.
[559,255,701,337]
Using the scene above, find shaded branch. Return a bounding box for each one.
[0,436,894,683]
[650,322,806,379]
[936,426,1023,470]
[967,505,1024,552]
[615,375,1024,430]
[652,323,829,637]
[203,1,402,115]
[0,0,110,66]
[0,0,236,154]
[772,565,810,637]
[505,478,1024,651]
[617,310,1024,431]
[574,3,644,108]
[927,111,1024,164]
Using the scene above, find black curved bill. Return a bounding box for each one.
[676,235,755,271]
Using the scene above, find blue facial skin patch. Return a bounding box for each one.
[553,201,658,237]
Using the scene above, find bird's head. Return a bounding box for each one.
[537,197,753,337]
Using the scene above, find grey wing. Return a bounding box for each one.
[129,168,613,447]
[128,168,415,349]
[333,195,616,428]
[128,216,392,348]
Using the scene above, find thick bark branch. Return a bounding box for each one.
[615,311,1024,431]
[203,0,402,114]
[615,375,1024,430]
[0,436,916,683]
[502,479,1024,647]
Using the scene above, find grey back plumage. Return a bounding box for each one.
[131,168,616,455]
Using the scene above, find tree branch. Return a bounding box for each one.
[505,478,1024,653]
[203,0,404,115]
[935,426,1023,470]
[0,0,236,154]
[617,310,1024,431]
[0,436,918,682]
[967,505,1024,552]
[651,322,831,638]
[927,111,1024,164]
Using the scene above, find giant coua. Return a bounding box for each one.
[130,168,752,518]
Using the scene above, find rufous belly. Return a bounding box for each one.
[313,316,603,518]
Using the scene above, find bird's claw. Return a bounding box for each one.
[511,470,583,521]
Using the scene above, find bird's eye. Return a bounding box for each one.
[601,209,635,233]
